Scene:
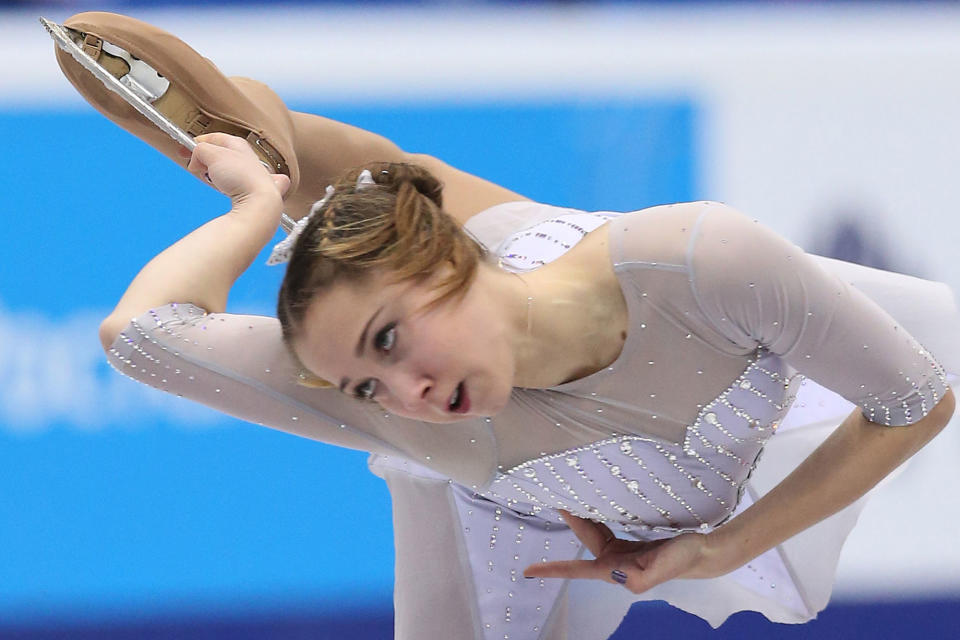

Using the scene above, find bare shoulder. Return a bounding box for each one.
[408,153,531,225]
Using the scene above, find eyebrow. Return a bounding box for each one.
[357,306,384,357]
[339,305,384,393]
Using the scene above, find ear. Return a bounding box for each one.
[296,369,335,389]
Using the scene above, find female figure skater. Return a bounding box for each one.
[54,12,957,640]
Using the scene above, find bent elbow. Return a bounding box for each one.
[913,388,956,441]
[98,314,126,352]
[935,387,956,427]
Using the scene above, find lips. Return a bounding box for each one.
[448,381,470,414]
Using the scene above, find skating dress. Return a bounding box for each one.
[106,200,958,640]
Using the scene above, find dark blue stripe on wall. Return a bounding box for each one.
[1,599,958,639]
[614,598,960,640]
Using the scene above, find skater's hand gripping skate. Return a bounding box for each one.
[184,133,290,205]
[101,132,292,340]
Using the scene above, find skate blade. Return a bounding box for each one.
[40,16,195,151]
[40,17,296,233]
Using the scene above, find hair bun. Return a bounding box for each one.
[367,162,443,209]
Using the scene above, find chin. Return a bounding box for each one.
[479,386,512,418]
[426,408,499,425]
[435,413,475,424]
[389,408,473,424]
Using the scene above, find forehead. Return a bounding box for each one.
[296,275,378,356]
[292,271,415,377]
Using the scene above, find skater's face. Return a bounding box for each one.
[293,265,517,423]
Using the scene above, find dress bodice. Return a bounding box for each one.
[488,349,801,538]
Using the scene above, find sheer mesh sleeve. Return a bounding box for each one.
[105,303,402,454]
[688,202,949,426]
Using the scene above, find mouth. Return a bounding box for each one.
[448,381,470,414]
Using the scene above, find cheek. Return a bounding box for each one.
[401,318,455,363]
[432,307,491,351]
[403,303,503,377]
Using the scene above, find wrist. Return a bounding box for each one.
[231,188,283,223]
[700,526,746,577]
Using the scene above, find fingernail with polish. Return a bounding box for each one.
[611,569,628,585]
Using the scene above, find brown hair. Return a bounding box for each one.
[277,162,484,356]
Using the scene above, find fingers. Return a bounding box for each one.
[183,133,285,200]
[188,135,271,173]
[523,559,610,581]
[195,133,261,166]
[619,560,669,595]
[187,140,251,181]
[186,141,225,182]
[558,510,616,557]
[183,134,274,191]
[194,132,251,152]
[524,557,667,594]
[185,143,210,176]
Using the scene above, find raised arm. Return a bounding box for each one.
[99,133,285,347]
[95,132,414,455]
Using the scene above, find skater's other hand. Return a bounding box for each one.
[185,133,290,203]
[523,510,727,594]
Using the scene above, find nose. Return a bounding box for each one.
[386,369,434,412]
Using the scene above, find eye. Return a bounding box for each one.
[354,378,379,401]
[375,323,397,352]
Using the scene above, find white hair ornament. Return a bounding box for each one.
[266,169,378,266]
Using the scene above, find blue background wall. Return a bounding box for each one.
[3,2,960,638]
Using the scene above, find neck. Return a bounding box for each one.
[479,256,625,389]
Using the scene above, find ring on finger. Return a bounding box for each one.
[611,569,628,585]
